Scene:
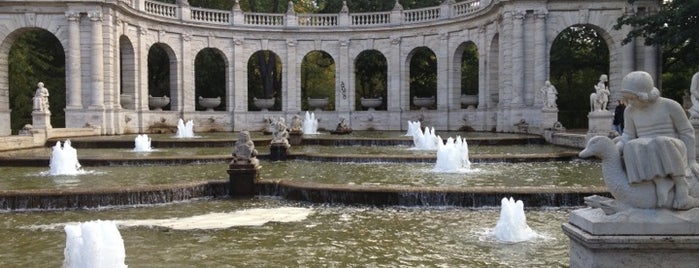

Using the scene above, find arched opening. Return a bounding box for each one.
[550,25,610,129]
[195,48,227,111]
[408,47,437,110]
[301,50,335,111]
[119,35,135,110]
[354,50,387,111]
[7,28,65,133]
[248,50,282,111]
[147,43,177,111]
[456,41,479,109]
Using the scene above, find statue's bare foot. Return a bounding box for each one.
[673,195,699,210]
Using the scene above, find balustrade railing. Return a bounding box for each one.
[350,12,391,26]
[135,0,488,28]
[298,14,339,27]
[403,6,441,24]
[191,7,230,24]
[144,0,177,18]
[244,13,285,26]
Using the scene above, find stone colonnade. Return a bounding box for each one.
[0,0,660,135]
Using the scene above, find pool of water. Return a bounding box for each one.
[0,159,602,190]
[0,197,572,267]
[0,144,577,159]
[261,159,603,188]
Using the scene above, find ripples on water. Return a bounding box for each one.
[0,198,572,267]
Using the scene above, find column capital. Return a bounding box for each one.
[65,11,80,21]
[88,11,102,21]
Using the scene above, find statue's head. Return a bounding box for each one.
[621,71,659,102]
[599,74,608,82]
[237,130,251,141]
[37,82,44,88]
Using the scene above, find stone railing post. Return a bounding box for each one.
[178,0,190,22]
[285,1,297,27]
[135,0,145,11]
[231,1,243,25]
[441,0,455,19]
[338,1,349,26]
[390,1,403,25]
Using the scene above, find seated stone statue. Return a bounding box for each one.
[615,71,699,209]
[289,114,303,133]
[231,131,258,165]
[271,117,290,146]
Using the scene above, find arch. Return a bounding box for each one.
[354,49,387,111]
[453,41,479,109]
[147,43,178,111]
[407,46,437,110]
[248,50,282,111]
[119,35,136,110]
[2,28,66,134]
[301,50,335,111]
[194,47,227,111]
[549,24,610,129]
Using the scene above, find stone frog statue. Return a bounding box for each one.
[579,71,699,214]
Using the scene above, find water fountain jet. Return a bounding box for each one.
[303,111,319,134]
[432,136,471,173]
[63,220,126,268]
[412,126,439,150]
[49,140,83,176]
[175,119,195,138]
[492,197,538,243]
[133,134,153,152]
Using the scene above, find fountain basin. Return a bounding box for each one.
[413,96,436,110]
[307,97,329,111]
[253,97,275,111]
[360,97,383,111]
[0,198,572,267]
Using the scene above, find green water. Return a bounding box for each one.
[0,198,572,267]
[0,159,602,190]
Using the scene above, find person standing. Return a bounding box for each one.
[613,99,626,135]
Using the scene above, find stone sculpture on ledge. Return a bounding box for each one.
[228,130,260,196]
[231,131,258,166]
[568,71,699,268]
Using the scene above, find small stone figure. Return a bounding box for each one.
[32,82,49,112]
[688,72,699,119]
[539,80,558,110]
[590,74,610,111]
[289,114,303,133]
[331,117,352,134]
[231,131,258,165]
[271,117,290,147]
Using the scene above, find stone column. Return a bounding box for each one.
[89,11,104,109]
[285,39,298,111]
[501,11,513,108]
[511,10,524,107]
[388,37,401,112]
[644,44,658,83]
[437,33,449,110]
[337,39,351,112]
[477,26,487,110]
[66,12,82,109]
[534,10,548,107]
[232,39,247,113]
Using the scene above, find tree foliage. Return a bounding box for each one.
[355,50,387,110]
[301,51,336,110]
[195,48,226,110]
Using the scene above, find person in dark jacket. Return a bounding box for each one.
[613,99,626,135]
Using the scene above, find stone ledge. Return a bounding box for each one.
[569,207,699,235]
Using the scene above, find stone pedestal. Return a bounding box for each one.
[227,163,260,197]
[31,111,52,130]
[288,131,303,145]
[541,108,558,130]
[586,110,613,140]
[269,143,290,161]
[563,207,699,268]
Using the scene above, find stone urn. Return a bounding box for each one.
[253,97,275,111]
[148,95,170,111]
[120,94,133,109]
[307,97,329,111]
[413,96,435,110]
[360,97,383,111]
[198,96,221,111]
[460,94,478,109]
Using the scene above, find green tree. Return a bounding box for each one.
[615,0,699,102]
[195,48,226,111]
[301,51,336,110]
[355,50,387,110]
[410,47,437,109]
